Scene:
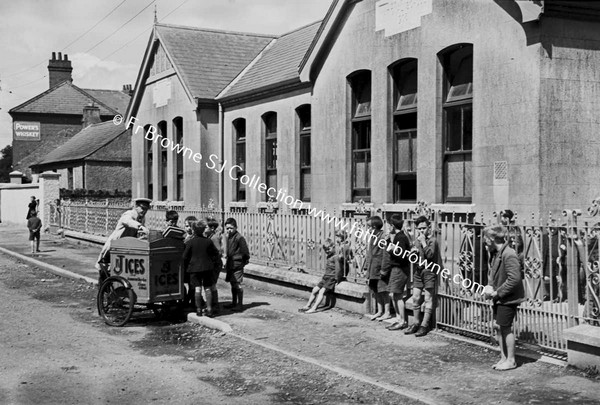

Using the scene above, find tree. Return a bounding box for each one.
[0,145,12,183]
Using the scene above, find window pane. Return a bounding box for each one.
[463,106,473,151]
[353,151,370,189]
[394,175,417,202]
[353,74,371,117]
[353,121,371,150]
[301,170,311,201]
[446,108,462,151]
[395,136,411,173]
[395,63,418,110]
[265,114,277,135]
[266,140,277,169]
[267,172,277,192]
[446,46,473,102]
[300,135,311,167]
[445,154,472,199]
[236,143,246,169]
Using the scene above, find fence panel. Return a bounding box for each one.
[57,201,600,356]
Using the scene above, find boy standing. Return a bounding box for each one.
[205,217,224,314]
[384,214,411,331]
[405,216,441,337]
[484,225,525,371]
[162,210,186,240]
[363,216,391,321]
[27,210,42,253]
[223,218,249,312]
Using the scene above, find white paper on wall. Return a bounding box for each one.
[375,0,432,37]
[153,79,172,108]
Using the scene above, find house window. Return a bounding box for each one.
[441,44,473,202]
[173,117,183,201]
[297,105,311,202]
[144,125,153,199]
[391,60,418,202]
[263,112,277,195]
[233,118,246,201]
[349,71,371,202]
[158,121,168,201]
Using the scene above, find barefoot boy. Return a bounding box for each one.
[299,238,343,313]
[483,225,525,371]
[27,210,42,253]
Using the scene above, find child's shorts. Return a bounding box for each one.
[29,231,40,241]
[189,272,214,289]
[317,275,336,292]
[226,269,244,287]
[493,303,519,327]
[413,268,437,290]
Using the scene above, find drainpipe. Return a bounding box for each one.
[219,102,225,224]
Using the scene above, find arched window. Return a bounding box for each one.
[348,70,371,202]
[144,124,153,199]
[233,118,246,201]
[297,105,311,202]
[173,117,183,201]
[157,120,168,201]
[263,112,277,194]
[440,44,473,202]
[390,59,418,202]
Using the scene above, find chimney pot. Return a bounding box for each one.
[48,51,73,88]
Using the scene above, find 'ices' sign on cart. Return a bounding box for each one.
[13,121,41,141]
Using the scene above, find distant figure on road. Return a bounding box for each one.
[95,198,151,285]
[26,196,38,220]
[27,210,42,254]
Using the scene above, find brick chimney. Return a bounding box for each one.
[122,84,133,96]
[82,104,101,129]
[48,52,73,88]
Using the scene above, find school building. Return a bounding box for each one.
[128,0,600,217]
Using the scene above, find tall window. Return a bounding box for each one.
[349,71,371,202]
[263,112,277,194]
[173,117,183,201]
[391,60,418,202]
[67,168,73,189]
[144,125,153,198]
[297,105,311,202]
[441,44,473,202]
[158,121,168,201]
[233,118,246,201]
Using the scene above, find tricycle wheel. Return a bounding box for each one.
[97,277,135,327]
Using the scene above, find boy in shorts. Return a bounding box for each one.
[27,210,42,253]
[363,216,392,321]
[205,217,224,314]
[483,225,525,371]
[384,214,412,331]
[223,218,249,311]
[405,216,441,337]
[299,238,342,313]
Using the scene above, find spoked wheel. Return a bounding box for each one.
[97,277,136,326]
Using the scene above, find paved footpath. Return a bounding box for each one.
[1,224,599,405]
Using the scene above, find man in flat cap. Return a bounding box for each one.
[95,198,151,285]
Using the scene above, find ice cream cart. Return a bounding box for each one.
[97,235,185,326]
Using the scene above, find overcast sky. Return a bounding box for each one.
[0,0,332,149]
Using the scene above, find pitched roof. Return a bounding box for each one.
[33,121,128,166]
[217,21,321,100]
[155,23,275,100]
[9,81,128,116]
[82,88,131,113]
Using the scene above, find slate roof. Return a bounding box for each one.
[9,81,128,116]
[155,24,275,100]
[82,88,130,113]
[33,121,128,165]
[218,21,321,100]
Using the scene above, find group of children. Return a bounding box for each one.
[300,214,442,338]
[169,211,249,317]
